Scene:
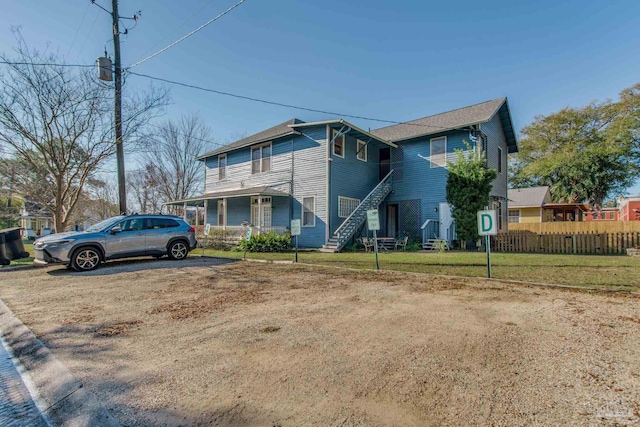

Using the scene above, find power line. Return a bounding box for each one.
[138,0,217,60]
[126,70,452,130]
[0,60,95,68]
[67,1,93,57]
[128,0,246,69]
[0,60,456,131]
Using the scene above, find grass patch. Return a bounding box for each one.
[0,241,34,268]
[197,249,639,291]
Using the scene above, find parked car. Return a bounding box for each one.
[33,214,197,272]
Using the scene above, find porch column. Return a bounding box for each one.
[204,200,208,225]
[195,206,199,226]
[258,196,262,234]
[222,198,227,230]
[183,202,187,221]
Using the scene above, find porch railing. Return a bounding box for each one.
[193,225,287,237]
[421,219,440,245]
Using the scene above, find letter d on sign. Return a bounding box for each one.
[477,210,497,236]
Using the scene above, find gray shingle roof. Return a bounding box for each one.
[197,118,303,159]
[508,186,551,207]
[371,98,515,148]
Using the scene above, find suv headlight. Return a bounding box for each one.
[44,239,76,245]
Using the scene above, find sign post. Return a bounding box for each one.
[367,209,380,270]
[477,210,497,278]
[202,223,211,255]
[290,219,301,263]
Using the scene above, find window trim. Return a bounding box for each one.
[508,209,521,224]
[301,196,316,227]
[497,147,503,174]
[251,142,272,174]
[430,136,447,168]
[218,154,227,180]
[338,196,361,218]
[332,129,345,159]
[356,139,367,162]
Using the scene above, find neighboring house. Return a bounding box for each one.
[19,200,54,239]
[507,186,589,223]
[584,207,619,222]
[167,98,517,250]
[618,196,640,221]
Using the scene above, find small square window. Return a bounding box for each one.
[356,140,367,162]
[508,209,520,223]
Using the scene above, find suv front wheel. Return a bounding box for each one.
[167,240,188,260]
[71,247,101,272]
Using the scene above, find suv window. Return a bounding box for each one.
[146,218,180,229]
[119,218,145,232]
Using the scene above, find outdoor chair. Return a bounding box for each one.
[395,235,409,251]
[361,237,373,253]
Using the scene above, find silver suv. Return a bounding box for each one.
[33,214,197,271]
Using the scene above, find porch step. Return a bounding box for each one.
[319,247,339,253]
[422,239,450,251]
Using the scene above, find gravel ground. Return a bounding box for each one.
[0,256,639,426]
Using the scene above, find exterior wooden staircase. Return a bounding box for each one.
[321,171,393,253]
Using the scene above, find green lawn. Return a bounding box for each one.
[7,243,638,291]
[198,249,640,291]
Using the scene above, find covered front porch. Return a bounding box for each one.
[165,186,290,237]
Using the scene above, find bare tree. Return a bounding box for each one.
[141,115,215,213]
[84,177,120,221]
[0,34,168,231]
[127,164,163,213]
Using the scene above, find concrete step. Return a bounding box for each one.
[318,247,338,253]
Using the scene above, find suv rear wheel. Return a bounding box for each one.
[71,247,101,271]
[168,240,188,260]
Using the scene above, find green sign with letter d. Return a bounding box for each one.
[477,210,497,236]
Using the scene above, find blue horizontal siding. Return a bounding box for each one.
[329,134,382,235]
[388,131,471,226]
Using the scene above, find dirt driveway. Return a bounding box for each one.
[0,257,639,426]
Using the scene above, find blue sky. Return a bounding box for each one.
[1,0,639,193]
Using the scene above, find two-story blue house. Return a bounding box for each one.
[168,98,517,251]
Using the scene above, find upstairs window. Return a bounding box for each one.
[356,140,367,162]
[332,130,344,158]
[430,136,446,168]
[498,147,503,174]
[251,143,271,174]
[218,154,227,180]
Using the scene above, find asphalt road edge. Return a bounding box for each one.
[0,298,121,427]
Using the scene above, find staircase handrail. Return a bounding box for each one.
[421,218,437,230]
[335,170,394,237]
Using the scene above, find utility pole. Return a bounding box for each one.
[111,0,127,214]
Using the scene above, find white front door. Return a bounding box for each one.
[439,202,453,241]
[251,197,272,229]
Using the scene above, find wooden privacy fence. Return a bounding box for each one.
[509,221,640,234]
[494,231,640,254]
